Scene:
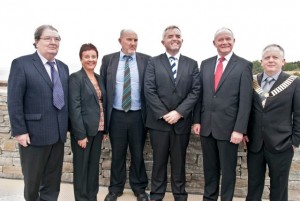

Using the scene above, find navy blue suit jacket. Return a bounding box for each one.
[8,52,69,145]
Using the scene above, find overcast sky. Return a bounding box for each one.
[1,0,300,80]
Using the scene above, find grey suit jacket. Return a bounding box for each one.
[193,53,253,140]
[69,68,107,140]
[8,52,69,145]
[144,53,200,134]
[99,51,150,130]
[247,72,300,153]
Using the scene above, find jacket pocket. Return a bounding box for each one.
[24,113,42,121]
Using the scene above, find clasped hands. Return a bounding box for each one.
[163,110,181,125]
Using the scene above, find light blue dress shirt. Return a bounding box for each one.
[113,52,141,111]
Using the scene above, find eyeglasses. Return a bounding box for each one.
[39,37,61,42]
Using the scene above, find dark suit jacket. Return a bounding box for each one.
[68,68,107,140]
[144,53,200,134]
[100,52,150,130]
[193,53,253,140]
[7,52,69,145]
[247,72,300,153]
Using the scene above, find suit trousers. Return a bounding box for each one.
[149,129,190,201]
[71,132,103,201]
[108,109,148,194]
[246,146,294,201]
[200,135,239,201]
[19,140,64,201]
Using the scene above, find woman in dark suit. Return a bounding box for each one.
[69,43,106,201]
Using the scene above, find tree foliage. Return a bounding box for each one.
[252,60,300,76]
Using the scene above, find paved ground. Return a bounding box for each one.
[0,178,250,201]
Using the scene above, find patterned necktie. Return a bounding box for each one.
[169,56,177,80]
[122,55,132,112]
[214,57,225,91]
[47,61,65,110]
[261,77,274,107]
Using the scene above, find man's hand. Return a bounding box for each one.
[78,137,88,148]
[230,131,243,144]
[192,124,201,135]
[163,110,181,125]
[15,133,30,147]
[243,135,249,146]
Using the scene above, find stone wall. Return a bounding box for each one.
[0,83,299,200]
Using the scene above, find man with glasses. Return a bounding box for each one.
[7,24,69,201]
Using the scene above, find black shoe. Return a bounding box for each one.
[104,192,122,201]
[136,193,149,201]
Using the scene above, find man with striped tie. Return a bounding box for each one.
[144,25,200,201]
[100,29,150,201]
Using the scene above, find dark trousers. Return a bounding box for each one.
[149,129,190,201]
[19,140,64,201]
[246,146,294,201]
[200,135,239,201]
[71,132,103,201]
[108,109,148,194]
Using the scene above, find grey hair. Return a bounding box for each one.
[162,25,181,40]
[214,27,234,39]
[120,29,137,38]
[262,44,285,57]
[33,24,60,48]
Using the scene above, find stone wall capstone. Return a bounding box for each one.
[0,83,299,200]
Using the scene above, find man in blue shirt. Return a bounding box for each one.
[100,29,150,201]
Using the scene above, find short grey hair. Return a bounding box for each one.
[214,27,234,39]
[262,44,285,57]
[162,25,181,40]
[120,29,137,38]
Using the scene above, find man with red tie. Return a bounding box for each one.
[192,27,253,201]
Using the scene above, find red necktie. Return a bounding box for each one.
[214,57,225,91]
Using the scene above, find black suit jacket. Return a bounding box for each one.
[144,53,200,134]
[247,72,300,153]
[194,53,253,140]
[99,52,150,130]
[69,68,107,140]
[7,52,69,145]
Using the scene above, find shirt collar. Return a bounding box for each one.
[217,51,233,62]
[166,52,180,60]
[120,51,136,60]
[262,71,281,82]
[37,51,56,65]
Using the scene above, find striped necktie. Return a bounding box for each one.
[122,55,132,112]
[47,61,65,110]
[169,56,177,80]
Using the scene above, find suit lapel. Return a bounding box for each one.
[109,53,120,91]
[82,69,99,104]
[32,52,53,88]
[161,54,175,84]
[175,55,184,86]
[136,53,144,91]
[208,56,217,92]
[264,72,288,109]
[254,73,264,108]
[215,54,236,92]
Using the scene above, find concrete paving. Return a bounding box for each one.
[0,178,250,201]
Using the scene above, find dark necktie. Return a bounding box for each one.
[122,56,132,112]
[169,56,177,80]
[47,61,65,110]
[214,57,225,91]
